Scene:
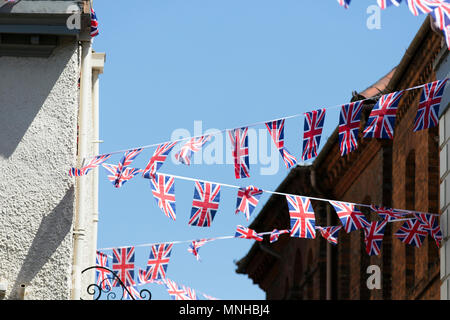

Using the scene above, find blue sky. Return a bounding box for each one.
[92,0,426,300]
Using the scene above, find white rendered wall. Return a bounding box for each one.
[0,39,80,299]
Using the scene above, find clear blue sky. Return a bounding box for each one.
[92,0,426,300]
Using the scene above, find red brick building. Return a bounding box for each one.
[235,16,444,300]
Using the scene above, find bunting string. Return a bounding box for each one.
[82,80,436,162]
[101,167,441,217]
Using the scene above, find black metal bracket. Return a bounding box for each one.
[81,266,152,300]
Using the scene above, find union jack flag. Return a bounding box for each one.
[150,173,176,221]
[123,286,142,300]
[302,109,326,161]
[142,142,177,179]
[101,163,142,188]
[235,185,264,221]
[406,0,444,16]
[203,293,219,300]
[175,135,211,165]
[113,148,143,187]
[363,220,388,256]
[315,226,342,245]
[337,0,351,8]
[430,2,450,29]
[265,119,298,169]
[90,8,99,37]
[269,229,290,243]
[189,181,221,227]
[68,168,83,177]
[338,101,364,156]
[394,218,428,247]
[370,205,409,221]
[146,243,173,280]
[137,268,151,285]
[165,279,188,300]
[228,127,250,179]
[235,225,263,241]
[187,239,210,261]
[329,201,369,233]
[112,247,135,287]
[286,195,316,239]
[377,0,402,9]
[69,153,111,177]
[413,79,449,131]
[415,213,443,247]
[95,251,112,290]
[182,285,198,300]
[363,91,404,139]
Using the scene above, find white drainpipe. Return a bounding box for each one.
[89,52,105,289]
[72,39,92,300]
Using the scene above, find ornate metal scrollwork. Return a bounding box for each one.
[81,266,152,300]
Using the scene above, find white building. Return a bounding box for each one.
[0,0,104,299]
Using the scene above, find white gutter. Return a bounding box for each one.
[89,52,105,291]
[72,38,92,300]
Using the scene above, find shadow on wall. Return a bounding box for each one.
[0,44,74,159]
[10,186,74,299]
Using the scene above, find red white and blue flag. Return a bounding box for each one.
[146,243,173,281]
[137,268,151,285]
[363,220,388,256]
[370,205,409,222]
[175,135,211,165]
[302,109,326,161]
[165,279,188,300]
[150,173,177,221]
[286,195,316,239]
[189,181,221,227]
[102,163,142,188]
[187,239,210,261]
[182,285,198,300]
[413,79,448,131]
[90,8,99,37]
[265,119,298,169]
[394,218,428,247]
[415,213,443,247]
[123,286,142,300]
[377,0,402,9]
[235,185,264,221]
[338,101,364,156]
[363,91,404,139]
[142,142,177,179]
[329,201,369,233]
[69,153,111,177]
[235,225,263,241]
[112,246,136,287]
[316,226,342,245]
[113,148,143,187]
[229,127,250,179]
[95,251,112,290]
[430,2,450,29]
[269,229,290,243]
[337,0,351,8]
[406,0,444,16]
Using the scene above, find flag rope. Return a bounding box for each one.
[83,80,440,162]
[97,218,414,251]
[146,170,441,217]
